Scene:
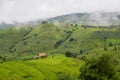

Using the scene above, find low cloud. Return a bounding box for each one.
[0,0,120,23]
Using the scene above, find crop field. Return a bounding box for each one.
[0,54,84,80]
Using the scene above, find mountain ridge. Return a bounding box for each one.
[47,12,120,26]
[0,12,120,29]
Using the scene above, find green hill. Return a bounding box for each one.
[0,27,32,55]
[0,22,120,80]
[0,22,120,59]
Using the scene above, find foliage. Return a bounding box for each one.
[80,49,83,54]
[79,54,119,80]
[65,51,72,57]
[54,40,63,49]
[64,51,77,58]
[69,38,74,42]
[109,42,113,47]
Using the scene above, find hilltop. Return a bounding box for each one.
[1,12,120,29]
[47,12,120,26]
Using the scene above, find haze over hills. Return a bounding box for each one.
[0,22,15,29]
[47,12,120,26]
[0,12,120,29]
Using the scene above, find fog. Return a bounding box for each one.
[0,0,120,23]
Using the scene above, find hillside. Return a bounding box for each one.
[0,22,120,59]
[0,27,32,55]
[0,54,84,80]
[0,22,67,59]
[0,22,120,80]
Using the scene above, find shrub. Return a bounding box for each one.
[36,41,40,44]
[71,24,73,26]
[80,49,83,54]
[65,51,72,57]
[79,54,118,80]
[104,47,108,51]
[42,21,47,24]
[54,40,63,49]
[75,24,78,27]
[114,46,117,52]
[69,38,74,42]
[109,42,113,47]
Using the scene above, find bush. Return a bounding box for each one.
[75,24,78,27]
[54,40,63,49]
[80,49,83,54]
[79,54,118,80]
[65,51,72,57]
[69,38,74,42]
[65,52,77,58]
[109,42,113,47]
[42,21,47,24]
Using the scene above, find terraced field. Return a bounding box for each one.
[0,54,84,80]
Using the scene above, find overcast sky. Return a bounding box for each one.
[0,0,120,23]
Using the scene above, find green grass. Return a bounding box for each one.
[0,27,32,55]
[0,54,84,80]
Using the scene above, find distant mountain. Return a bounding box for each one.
[0,22,15,29]
[47,12,120,26]
[1,12,120,29]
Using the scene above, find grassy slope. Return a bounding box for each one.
[0,54,84,80]
[18,23,62,51]
[55,27,120,54]
[1,23,120,59]
[0,23,66,59]
[55,27,97,53]
[13,23,66,59]
[0,27,32,56]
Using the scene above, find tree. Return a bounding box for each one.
[75,24,78,27]
[69,38,74,42]
[79,54,118,80]
[80,49,83,54]
[41,21,47,24]
[65,51,72,57]
[71,24,73,26]
[114,46,117,52]
[104,37,107,50]
[54,40,63,49]
[109,42,113,47]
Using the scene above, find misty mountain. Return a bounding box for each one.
[1,12,120,29]
[0,22,15,29]
[47,12,120,26]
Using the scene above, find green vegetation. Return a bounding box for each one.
[0,22,120,80]
[79,54,120,80]
[0,54,84,80]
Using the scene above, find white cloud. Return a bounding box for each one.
[0,0,120,23]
